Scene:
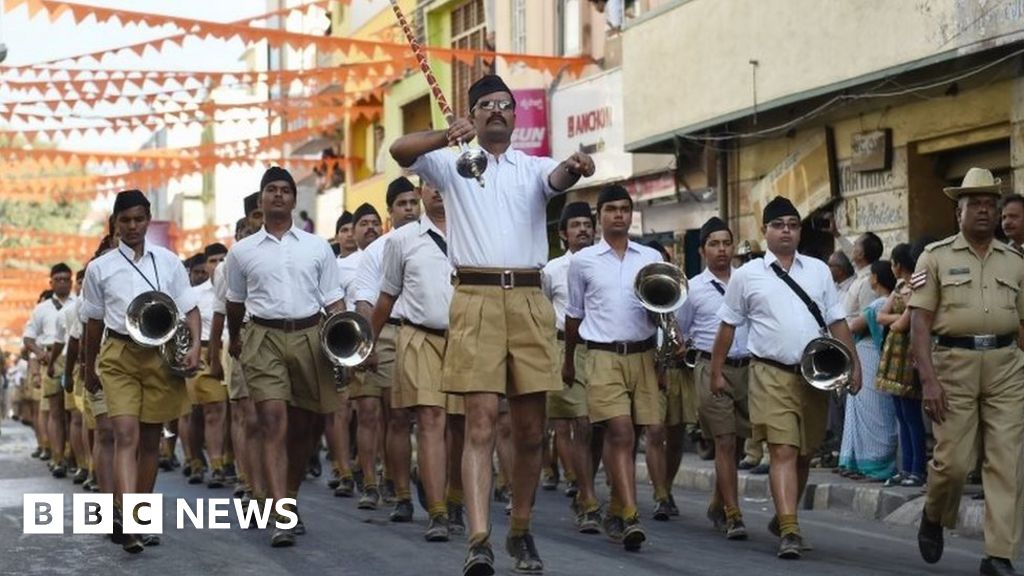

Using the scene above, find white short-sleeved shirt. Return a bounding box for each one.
[541,252,572,332]
[353,231,409,319]
[25,295,74,346]
[81,242,197,335]
[676,268,749,358]
[380,215,453,330]
[718,250,844,365]
[408,147,561,269]
[193,280,216,341]
[336,250,363,311]
[224,226,343,319]
[566,239,661,343]
[56,298,83,343]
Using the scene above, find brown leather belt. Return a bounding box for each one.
[753,355,801,374]
[386,317,402,327]
[587,336,656,355]
[696,351,751,368]
[106,330,132,342]
[252,314,321,332]
[402,320,447,339]
[454,268,541,289]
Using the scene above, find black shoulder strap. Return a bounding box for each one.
[425,229,448,257]
[769,262,827,330]
[709,279,725,296]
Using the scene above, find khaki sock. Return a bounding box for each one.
[565,471,577,483]
[654,487,670,502]
[509,516,531,537]
[608,497,623,518]
[191,458,204,472]
[778,514,800,537]
[210,457,224,471]
[446,488,464,506]
[397,489,411,501]
[621,505,639,521]
[427,502,447,518]
[724,505,742,521]
[468,531,490,547]
[581,498,600,514]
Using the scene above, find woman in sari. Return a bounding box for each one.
[876,243,927,487]
[839,260,899,480]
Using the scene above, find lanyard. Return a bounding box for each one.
[119,249,161,292]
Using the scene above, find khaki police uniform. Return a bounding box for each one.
[909,233,1024,559]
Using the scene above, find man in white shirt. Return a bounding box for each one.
[225,167,345,547]
[51,268,89,486]
[565,186,662,553]
[392,74,594,576]
[677,217,752,540]
[711,196,861,560]
[350,178,421,510]
[369,183,454,539]
[541,201,599,534]
[25,263,74,477]
[81,190,201,554]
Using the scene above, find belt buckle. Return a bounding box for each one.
[616,342,629,355]
[283,319,297,332]
[974,334,997,350]
[500,270,515,290]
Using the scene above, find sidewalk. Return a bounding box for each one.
[638,453,986,537]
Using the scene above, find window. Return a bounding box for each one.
[451,0,489,118]
[511,0,527,54]
[561,0,581,56]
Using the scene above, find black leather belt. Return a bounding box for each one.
[252,314,321,332]
[200,340,210,347]
[935,334,1016,351]
[455,268,541,289]
[697,351,751,368]
[106,330,132,342]
[587,337,656,355]
[402,320,447,339]
[753,355,801,374]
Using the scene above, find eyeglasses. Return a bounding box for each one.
[475,100,515,112]
[768,220,802,231]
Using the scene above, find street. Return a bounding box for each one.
[0,419,984,576]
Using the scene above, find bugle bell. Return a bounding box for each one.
[321,311,374,368]
[800,335,854,392]
[634,262,688,367]
[125,291,179,347]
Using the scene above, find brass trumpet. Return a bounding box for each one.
[634,262,688,368]
[320,311,374,368]
[125,291,196,378]
[800,334,854,393]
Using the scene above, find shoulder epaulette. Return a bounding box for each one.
[924,236,956,253]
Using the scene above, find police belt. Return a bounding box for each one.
[587,336,656,355]
[696,350,751,368]
[934,334,1016,351]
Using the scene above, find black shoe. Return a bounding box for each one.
[307,454,322,479]
[603,513,625,542]
[188,467,204,485]
[918,510,944,564]
[448,504,466,536]
[30,448,41,459]
[334,477,355,498]
[158,457,173,472]
[111,516,126,545]
[652,499,671,521]
[768,516,814,550]
[358,486,380,510]
[901,473,926,488]
[327,470,342,490]
[208,468,226,489]
[294,513,306,536]
[140,534,161,546]
[463,543,495,576]
[39,449,51,461]
[577,508,602,534]
[707,503,727,532]
[122,534,144,554]
[270,527,295,547]
[738,458,757,470]
[541,472,558,491]
[72,467,88,484]
[82,475,95,492]
[223,463,237,483]
[777,534,803,560]
[666,494,680,517]
[170,455,181,469]
[564,480,578,499]
[389,499,414,523]
[493,486,510,503]
[424,515,450,542]
[240,491,252,509]
[51,463,67,479]
[981,556,1022,576]
[233,483,246,498]
[622,516,646,552]
[353,467,365,493]
[87,477,100,493]
[505,532,544,574]
[725,517,748,540]
[380,479,397,505]
[750,463,770,475]
[883,472,906,488]
[182,462,192,477]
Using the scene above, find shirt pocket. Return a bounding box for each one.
[939,276,972,309]
[508,184,536,224]
[994,277,1020,310]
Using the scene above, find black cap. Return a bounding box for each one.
[762,196,801,224]
[468,74,515,110]
[244,192,261,216]
[353,202,380,226]
[597,184,632,213]
[559,201,594,231]
[699,216,731,246]
[386,177,416,208]
[204,243,228,258]
[260,166,296,193]
[50,262,71,276]
[113,189,150,215]
[335,211,353,234]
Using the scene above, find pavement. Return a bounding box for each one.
[0,417,991,576]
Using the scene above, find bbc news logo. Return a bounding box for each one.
[23,494,297,534]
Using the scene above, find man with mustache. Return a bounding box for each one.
[541,201,599,534]
[391,74,595,575]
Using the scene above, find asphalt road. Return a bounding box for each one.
[0,418,987,576]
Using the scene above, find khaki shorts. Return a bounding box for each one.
[695,358,752,439]
[444,282,561,398]
[585,348,664,426]
[226,354,249,401]
[241,323,337,414]
[42,355,63,398]
[87,385,108,421]
[547,340,588,420]
[749,361,827,455]
[446,393,465,416]
[187,347,228,405]
[97,337,186,424]
[350,323,397,399]
[665,365,698,426]
[392,324,446,409]
[64,389,78,413]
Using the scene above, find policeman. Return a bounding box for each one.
[911,167,1024,576]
